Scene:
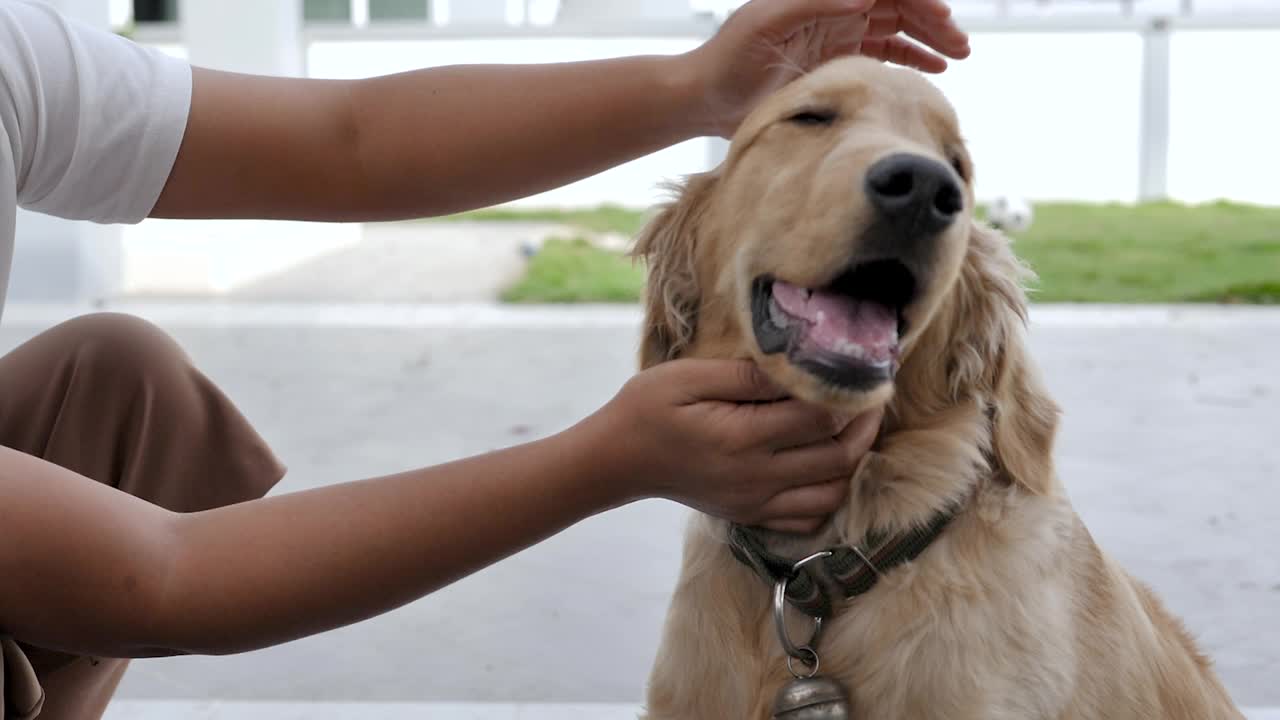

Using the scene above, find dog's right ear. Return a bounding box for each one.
[631,171,719,370]
[960,221,1061,495]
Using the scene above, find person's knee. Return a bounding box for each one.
[55,312,193,387]
[46,313,284,508]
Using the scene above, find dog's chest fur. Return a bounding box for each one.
[813,487,1080,719]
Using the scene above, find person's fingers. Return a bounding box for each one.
[813,13,872,62]
[668,358,790,404]
[865,3,970,59]
[865,15,957,58]
[768,440,859,488]
[821,40,867,64]
[860,35,948,73]
[867,0,950,22]
[758,408,881,484]
[757,478,849,520]
[738,399,848,451]
[814,13,872,52]
[904,0,957,20]
[752,0,875,28]
[835,407,884,462]
[897,7,971,58]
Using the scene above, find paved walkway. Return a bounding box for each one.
[2,302,1276,710]
[101,701,644,719]
[121,221,571,303]
[101,700,1280,719]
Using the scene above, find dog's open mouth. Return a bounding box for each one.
[752,259,917,390]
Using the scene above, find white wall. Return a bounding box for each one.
[926,31,1145,203]
[297,28,1280,208]
[116,11,364,297]
[1167,29,1280,206]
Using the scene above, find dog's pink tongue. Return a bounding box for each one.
[772,280,898,363]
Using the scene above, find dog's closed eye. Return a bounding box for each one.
[786,108,838,126]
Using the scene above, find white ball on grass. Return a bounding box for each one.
[986,195,1034,233]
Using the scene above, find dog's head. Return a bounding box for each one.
[635,56,1058,493]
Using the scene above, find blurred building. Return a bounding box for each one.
[11,0,1279,302]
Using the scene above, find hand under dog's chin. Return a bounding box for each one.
[752,352,895,415]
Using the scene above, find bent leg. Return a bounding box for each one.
[0,313,286,720]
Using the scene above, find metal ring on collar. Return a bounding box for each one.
[772,550,833,661]
[786,646,821,679]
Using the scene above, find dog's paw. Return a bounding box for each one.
[835,450,889,542]
[853,448,888,485]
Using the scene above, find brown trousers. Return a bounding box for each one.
[0,313,286,720]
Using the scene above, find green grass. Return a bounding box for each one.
[1188,281,1280,305]
[490,201,1280,304]
[1006,201,1280,303]
[501,236,646,304]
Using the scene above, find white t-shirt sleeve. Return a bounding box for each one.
[0,0,192,224]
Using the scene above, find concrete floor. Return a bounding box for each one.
[1,302,1277,708]
[101,701,648,719]
[96,700,1280,720]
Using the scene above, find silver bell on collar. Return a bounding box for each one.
[772,674,851,719]
[771,551,853,719]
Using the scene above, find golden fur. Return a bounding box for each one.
[633,56,1242,719]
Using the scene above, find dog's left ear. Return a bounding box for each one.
[965,221,1062,495]
[989,322,1060,494]
[631,171,720,370]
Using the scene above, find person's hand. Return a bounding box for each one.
[594,358,883,533]
[682,0,971,137]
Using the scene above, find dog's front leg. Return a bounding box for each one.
[642,515,778,720]
[838,400,989,545]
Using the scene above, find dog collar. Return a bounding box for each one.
[727,507,959,620]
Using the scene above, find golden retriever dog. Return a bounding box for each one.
[633,56,1243,719]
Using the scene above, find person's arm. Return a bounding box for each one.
[150,57,700,222]
[148,0,968,222]
[0,360,880,659]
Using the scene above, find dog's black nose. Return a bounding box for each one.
[864,153,963,234]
